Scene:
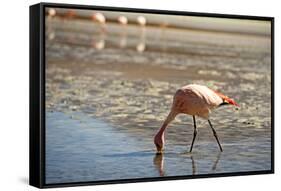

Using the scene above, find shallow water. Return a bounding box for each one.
[46,111,270,184]
[45,16,271,184]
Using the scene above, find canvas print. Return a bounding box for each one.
[45,7,272,184]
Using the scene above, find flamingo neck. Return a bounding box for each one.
[157,111,177,137]
[157,123,168,137]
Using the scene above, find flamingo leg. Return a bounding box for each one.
[190,155,196,175]
[208,120,223,152]
[189,115,197,152]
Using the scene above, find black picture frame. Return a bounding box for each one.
[30,2,274,188]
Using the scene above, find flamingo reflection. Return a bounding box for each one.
[136,25,146,53]
[160,22,168,53]
[211,152,222,171]
[119,31,127,49]
[153,152,221,176]
[92,33,106,50]
[153,153,165,176]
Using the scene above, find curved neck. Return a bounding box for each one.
[156,110,178,137]
[157,123,168,137]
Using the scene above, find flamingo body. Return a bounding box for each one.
[48,8,56,17]
[173,84,224,119]
[118,16,128,25]
[92,12,106,24]
[137,16,146,26]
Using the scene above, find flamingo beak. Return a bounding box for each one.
[225,98,239,107]
[155,143,163,154]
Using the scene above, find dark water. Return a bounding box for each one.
[45,16,272,184]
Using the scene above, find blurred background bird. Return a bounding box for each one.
[92,12,106,32]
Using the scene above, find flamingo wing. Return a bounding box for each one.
[172,84,223,118]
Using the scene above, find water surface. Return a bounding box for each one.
[46,111,270,184]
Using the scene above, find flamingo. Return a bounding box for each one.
[154,84,239,153]
[48,8,56,18]
[92,12,106,24]
[92,12,106,32]
[117,15,128,26]
[137,16,146,27]
[65,10,76,19]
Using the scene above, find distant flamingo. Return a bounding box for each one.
[137,16,146,27]
[117,15,128,26]
[65,10,76,19]
[48,8,56,18]
[92,12,106,32]
[154,84,239,153]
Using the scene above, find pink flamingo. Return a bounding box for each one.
[65,10,76,19]
[117,15,128,25]
[137,16,146,27]
[92,12,106,32]
[154,84,239,153]
[92,12,106,24]
[48,8,56,18]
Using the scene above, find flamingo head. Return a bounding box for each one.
[154,133,164,154]
[214,90,239,107]
[223,97,239,107]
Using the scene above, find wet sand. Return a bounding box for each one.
[45,16,271,184]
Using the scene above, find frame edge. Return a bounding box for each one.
[29,3,44,188]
